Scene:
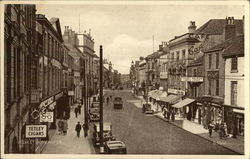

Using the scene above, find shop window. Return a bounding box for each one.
[231,57,238,72]
[231,81,237,105]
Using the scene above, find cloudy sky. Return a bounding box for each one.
[36,4,244,74]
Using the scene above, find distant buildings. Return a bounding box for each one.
[130,16,245,137]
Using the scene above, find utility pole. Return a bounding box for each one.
[99,45,104,153]
[84,59,88,130]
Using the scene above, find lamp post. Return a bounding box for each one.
[99,45,104,153]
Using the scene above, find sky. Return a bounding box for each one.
[36,4,244,74]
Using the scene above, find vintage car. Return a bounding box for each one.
[104,140,127,154]
[89,102,100,121]
[142,103,154,114]
[92,123,116,146]
[113,97,123,109]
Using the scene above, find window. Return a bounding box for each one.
[171,52,174,60]
[215,79,219,96]
[193,69,197,76]
[231,81,237,105]
[182,50,186,59]
[208,79,212,95]
[176,51,180,61]
[208,54,212,69]
[231,57,238,71]
[216,53,219,69]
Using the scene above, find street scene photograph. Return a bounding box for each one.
[1,1,249,158]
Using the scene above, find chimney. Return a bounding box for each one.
[224,16,236,40]
[188,21,196,33]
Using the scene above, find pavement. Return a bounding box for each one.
[41,103,95,154]
[134,95,244,155]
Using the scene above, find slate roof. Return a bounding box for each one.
[222,35,244,58]
[195,19,243,35]
[204,35,244,58]
[147,51,160,59]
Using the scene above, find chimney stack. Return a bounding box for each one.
[188,21,197,33]
[224,16,236,40]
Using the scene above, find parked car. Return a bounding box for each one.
[92,123,116,147]
[104,140,127,154]
[89,102,100,121]
[113,97,123,109]
[142,103,154,114]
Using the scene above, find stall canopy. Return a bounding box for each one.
[148,90,158,97]
[159,95,182,104]
[172,98,195,108]
[156,91,168,101]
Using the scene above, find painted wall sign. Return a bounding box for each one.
[25,125,47,138]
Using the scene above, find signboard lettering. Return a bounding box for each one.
[40,112,54,123]
[25,125,47,138]
[40,96,54,108]
[55,92,63,100]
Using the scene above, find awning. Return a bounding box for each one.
[156,91,168,101]
[148,90,157,97]
[172,98,195,108]
[159,95,182,104]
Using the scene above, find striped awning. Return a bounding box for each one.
[172,98,195,108]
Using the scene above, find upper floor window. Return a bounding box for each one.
[216,53,219,69]
[182,50,186,60]
[176,51,180,61]
[231,81,237,105]
[215,79,219,96]
[208,54,212,69]
[193,68,197,76]
[171,53,174,60]
[231,57,238,71]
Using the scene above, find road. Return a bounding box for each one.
[100,89,237,154]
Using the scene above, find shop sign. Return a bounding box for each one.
[25,125,47,138]
[55,91,63,100]
[168,88,185,95]
[181,77,203,82]
[39,96,54,108]
[40,112,54,123]
[48,102,56,110]
[68,91,74,96]
[233,109,244,114]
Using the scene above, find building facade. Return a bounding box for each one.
[4,4,37,154]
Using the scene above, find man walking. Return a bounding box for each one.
[74,107,79,118]
[82,123,88,137]
[208,121,213,138]
[75,122,82,138]
[78,103,82,114]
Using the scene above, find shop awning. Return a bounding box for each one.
[148,90,157,97]
[156,91,168,101]
[172,98,195,108]
[159,95,182,104]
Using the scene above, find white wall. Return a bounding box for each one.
[224,57,244,107]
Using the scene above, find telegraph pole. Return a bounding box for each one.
[99,45,104,153]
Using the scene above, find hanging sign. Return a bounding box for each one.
[25,125,47,138]
[40,112,54,123]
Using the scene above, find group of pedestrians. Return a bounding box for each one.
[57,119,68,135]
[208,121,229,139]
[162,106,175,121]
[75,122,89,138]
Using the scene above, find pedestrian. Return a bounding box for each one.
[208,121,213,138]
[171,110,175,121]
[57,119,63,135]
[219,123,224,139]
[82,123,88,137]
[74,107,79,118]
[110,95,112,100]
[62,120,68,135]
[75,122,82,138]
[167,110,171,121]
[78,103,82,115]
